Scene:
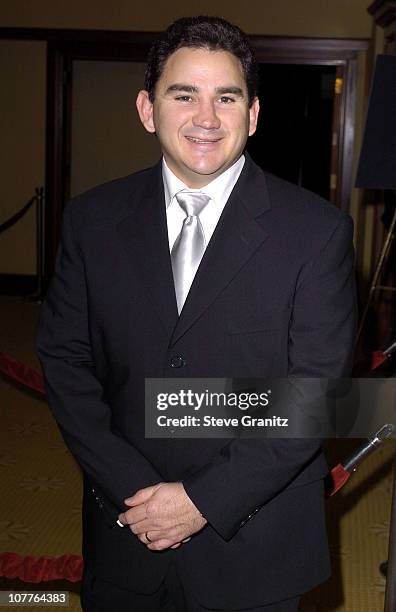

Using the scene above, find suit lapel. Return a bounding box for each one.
[116,163,179,337]
[170,156,271,346]
[116,157,272,344]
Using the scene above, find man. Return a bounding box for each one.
[37,15,357,612]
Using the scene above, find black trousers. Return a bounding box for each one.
[81,564,300,612]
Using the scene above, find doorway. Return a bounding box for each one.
[248,63,337,201]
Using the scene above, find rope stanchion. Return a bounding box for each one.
[35,187,45,301]
[0,352,45,395]
[0,196,36,234]
[0,188,45,301]
[0,552,83,583]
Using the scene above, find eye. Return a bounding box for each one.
[175,95,193,102]
[219,96,235,104]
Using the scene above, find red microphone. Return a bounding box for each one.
[328,424,395,496]
[372,339,396,370]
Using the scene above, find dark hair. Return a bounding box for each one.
[145,16,258,107]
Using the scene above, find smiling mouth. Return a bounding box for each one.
[185,136,222,144]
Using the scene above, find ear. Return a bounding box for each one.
[248,96,260,136]
[136,90,156,133]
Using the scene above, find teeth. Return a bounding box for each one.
[187,137,217,144]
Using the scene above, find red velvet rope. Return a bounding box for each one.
[0,352,45,395]
[0,552,83,583]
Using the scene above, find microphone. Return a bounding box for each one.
[327,424,395,496]
[372,338,396,370]
[342,423,395,472]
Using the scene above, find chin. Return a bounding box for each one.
[188,162,225,178]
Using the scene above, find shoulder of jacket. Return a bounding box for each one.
[263,170,351,228]
[65,164,159,227]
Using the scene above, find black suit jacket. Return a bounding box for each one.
[37,155,357,608]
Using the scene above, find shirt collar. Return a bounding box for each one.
[162,155,245,208]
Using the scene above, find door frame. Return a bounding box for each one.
[0,28,369,280]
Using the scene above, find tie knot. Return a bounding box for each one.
[175,192,211,217]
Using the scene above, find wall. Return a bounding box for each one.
[0,1,372,276]
[0,40,46,276]
[0,0,372,38]
[71,61,160,197]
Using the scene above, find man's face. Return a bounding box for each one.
[136,47,260,188]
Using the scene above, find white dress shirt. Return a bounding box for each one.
[163,155,245,252]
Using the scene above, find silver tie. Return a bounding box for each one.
[171,192,211,313]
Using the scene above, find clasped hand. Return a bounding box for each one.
[118,482,207,551]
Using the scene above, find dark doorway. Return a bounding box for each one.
[247,63,337,200]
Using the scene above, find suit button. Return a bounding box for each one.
[170,355,186,368]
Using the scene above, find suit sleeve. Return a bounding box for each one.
[36,201,163,519]
[183,214,357,540]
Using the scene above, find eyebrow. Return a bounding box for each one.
[165,84,198,94]
[165,83,244,97]
[216,86,244,97]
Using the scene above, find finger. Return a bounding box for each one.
[129,514,178,534]
[136,529,179,545]
[137,533,148,544]
[117,513,128,526]
[182,537,191,543]
[124,483,163,506]
[147,538,178,551]
[170,543,182,549]
[136,525,180,541]
[130,520,151,535]
[135,532,175,549]
[130,519,163,535]
[119,504,147,526]
[137,530,157,545]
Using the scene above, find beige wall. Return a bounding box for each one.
[0,1,373,275]
[71,61,160,197]
[0,0,372,38]
[0,40,46,275]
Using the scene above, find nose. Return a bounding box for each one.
[192,100,221,130]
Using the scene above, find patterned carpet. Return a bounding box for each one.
[0,296,395,611]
